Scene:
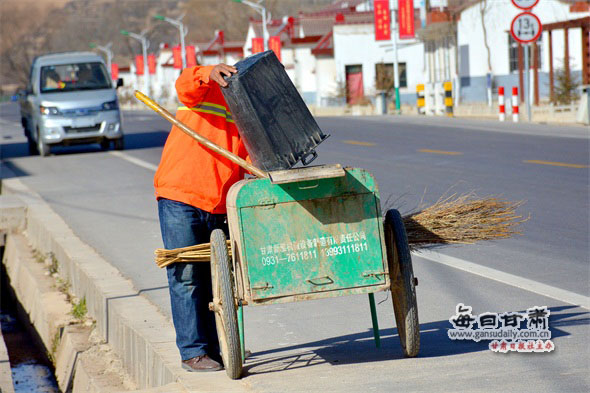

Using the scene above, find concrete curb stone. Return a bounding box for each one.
[1,175,251,391]
[0,317,15,393]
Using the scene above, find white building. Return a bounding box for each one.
[243,0,372,106]
[455,0,589,102]
[333,19,424,106]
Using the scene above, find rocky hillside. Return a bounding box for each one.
[0,0,334,88]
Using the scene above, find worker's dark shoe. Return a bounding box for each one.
[182,355,223,372]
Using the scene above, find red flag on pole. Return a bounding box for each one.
[252,37,264,54]
[398,0,415,39]
[374,0,391,41]
[148,54,156,75]
[269,36,281,61]
[186,45,197,68]
[172,46,182,69]
[135,55,144,75]
[111,63,119,80]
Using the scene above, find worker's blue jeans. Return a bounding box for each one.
[158,198,227,361]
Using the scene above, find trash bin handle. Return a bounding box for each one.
[306,276,334,286]
[301,150,318,166]
[298,182,319,190]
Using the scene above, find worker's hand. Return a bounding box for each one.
[209,64,237,87]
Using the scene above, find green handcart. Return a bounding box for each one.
[209,165,420,379]
[132,91,418,379]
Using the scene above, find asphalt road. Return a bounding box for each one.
[1,101,589,392]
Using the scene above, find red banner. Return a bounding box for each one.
[148,54,156,75]
[252,37,264,54]
[374,0,391,41]
[398,0,415,39]
[111,63,118,80]
[135,55,144,75]
[268,36,281,61]
[172,46,182,69]
[186,45,197,68]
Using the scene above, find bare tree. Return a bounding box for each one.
[478,0,493,105]
[0,1,46,87]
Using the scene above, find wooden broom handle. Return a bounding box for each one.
[134,90,268,179]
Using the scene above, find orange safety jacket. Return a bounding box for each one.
[154,65,249,214]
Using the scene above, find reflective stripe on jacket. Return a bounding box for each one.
[154,65,249,214]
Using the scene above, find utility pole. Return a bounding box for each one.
[89,42,113,78]
[233,0,269,51]
[391,0,401,113]
[154,13,188,69]
[120,29,150,94]
[524,44,531,122]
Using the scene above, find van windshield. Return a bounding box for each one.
[40,62,111,93]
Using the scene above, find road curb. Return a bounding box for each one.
[0,316,14,393]
[0,177,250,391]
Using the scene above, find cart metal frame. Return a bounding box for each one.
[209,165,419,379]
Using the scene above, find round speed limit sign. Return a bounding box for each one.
[511,0,539,10]
[510,12,542,44]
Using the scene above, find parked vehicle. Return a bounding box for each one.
[19,52,124,156]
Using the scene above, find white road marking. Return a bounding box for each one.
[109,151,158,171]
[414,249,590,310]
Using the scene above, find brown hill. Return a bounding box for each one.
[0,0,335,88]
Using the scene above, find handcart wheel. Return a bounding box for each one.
[384,209,420,357]
[210,229,242,379]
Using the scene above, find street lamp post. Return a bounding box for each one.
[390,0,401,113]
[232,0,269,51]
[90,42,113,78]
[120,29,150,93]
[154,14,188,69]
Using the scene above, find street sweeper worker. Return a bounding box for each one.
[154,63,248,372]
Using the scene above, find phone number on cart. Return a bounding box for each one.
[261,242,369,266]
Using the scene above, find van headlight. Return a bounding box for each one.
[40,106,62,116]
[102,100,119,111]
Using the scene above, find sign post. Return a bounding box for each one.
[510,11,542,122]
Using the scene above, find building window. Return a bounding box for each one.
[375,62,407,93]
[508,34,542,73]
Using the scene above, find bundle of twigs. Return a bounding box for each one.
[155,241,232,268]
[402,193,528,250]
[155,193,527,268]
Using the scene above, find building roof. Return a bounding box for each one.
[311,0,367,13]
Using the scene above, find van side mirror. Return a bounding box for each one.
[116,78,124,88]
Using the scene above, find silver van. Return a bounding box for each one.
[19,52,124,156]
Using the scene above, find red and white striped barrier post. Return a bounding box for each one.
[511,87,519,123]
[498,86,505,121]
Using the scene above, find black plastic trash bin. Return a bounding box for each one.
[222,50,329,172]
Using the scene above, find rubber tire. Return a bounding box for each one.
[384,209,420,357]
[210,229,242,379]
[113,137,124,150]
[23,120,36,155]
[37,130,50,157]
[100,138,111,150]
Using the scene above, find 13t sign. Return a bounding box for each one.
[510,12,542,44]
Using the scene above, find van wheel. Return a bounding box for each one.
[100,139,111,150]
[37,130,50,157]
[113,138,124,150]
